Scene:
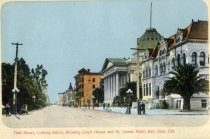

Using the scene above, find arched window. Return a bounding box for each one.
[163,62,166,73]
[181,53,186,65]
[148,67,151,77]
[172,58,175,68]
[146,67,148,78]
[192,52,197,65]
[176,54,181,66]
[143,69,145,79]
[155,86,159,99]
[160,63,163,74]
[200,52,205,66]
[167,61,170,71]
[155,65,158,76]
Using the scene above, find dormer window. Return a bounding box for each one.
[176,30,183,43]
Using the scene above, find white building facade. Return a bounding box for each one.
[101,58,128,104]
[141,20,209,110]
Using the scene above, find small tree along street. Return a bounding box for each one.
[163,64,209,111]
[113,82,137,106]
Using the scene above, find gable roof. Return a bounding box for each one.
[167,20,208,48]
[146,20,208,60]
[101,58,127,72]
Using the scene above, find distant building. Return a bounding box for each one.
[57,83,77,106]
[74,68,103,107]
[57,92,65,106]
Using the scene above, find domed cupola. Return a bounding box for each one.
[137,28,163,50]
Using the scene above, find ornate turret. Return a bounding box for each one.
[137,28,162,50]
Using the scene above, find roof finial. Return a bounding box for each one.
[150,2,152,29]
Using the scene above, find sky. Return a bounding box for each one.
[1,0,208,103]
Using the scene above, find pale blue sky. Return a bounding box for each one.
[1,0,208,103]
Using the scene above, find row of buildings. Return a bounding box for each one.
[57,19,209,110]
[57,69,103,107]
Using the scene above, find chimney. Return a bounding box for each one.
[87,69,90,72]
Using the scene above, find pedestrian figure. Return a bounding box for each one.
[142,102,145,115]
[5,104,10,117]
[138,102,142,114]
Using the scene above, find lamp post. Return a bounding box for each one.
[124,97,126,106]
[126,89,133,114]
[12,42,22,114]
[32,95,36,109]
[131,48,146,114]
[92,96,95,109]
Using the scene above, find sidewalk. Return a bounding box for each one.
[92,106,209,115]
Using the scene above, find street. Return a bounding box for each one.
[2,105,209,128]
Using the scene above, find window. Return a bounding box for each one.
[201,99,207,108]
[148,67,151,77]
[92,78,95,82]
[146,84,148,96]
[155,65,158,76]
[160,63,163,74]
[143,84,146,96]
[163,62,166,73]
[200,52,205,66]
[156,86,159,99]
[181,53,186,65]
[192,52,197,65]
[92,85,95,89]
[146,67,148,78]
[149,83,151,95]
[168,61,170,71]
[177,54,181,66]
[172,58,175,68]
[175,54,181,66]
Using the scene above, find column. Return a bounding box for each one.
[110,75,113,99]
[104,78,107,102]
[108,76,111,101]
[116,72,119,96]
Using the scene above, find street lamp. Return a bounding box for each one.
[126,89,133,114]
[32,95,36,109]
[92,96,95,109]
[123,97,126,106]
[131,48,146,114]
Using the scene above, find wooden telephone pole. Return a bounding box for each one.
[12,42,23,114]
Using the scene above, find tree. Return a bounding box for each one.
[163,64,209,111]
[31,64,48,107]
[114,81,137,106]
[2,63,14,106]
[92,88,104,105]
[2,58,49,111]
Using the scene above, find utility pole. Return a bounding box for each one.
[12,42,23,114]
[131,48,146,114]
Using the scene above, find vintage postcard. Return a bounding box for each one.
[0,0,210,139]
